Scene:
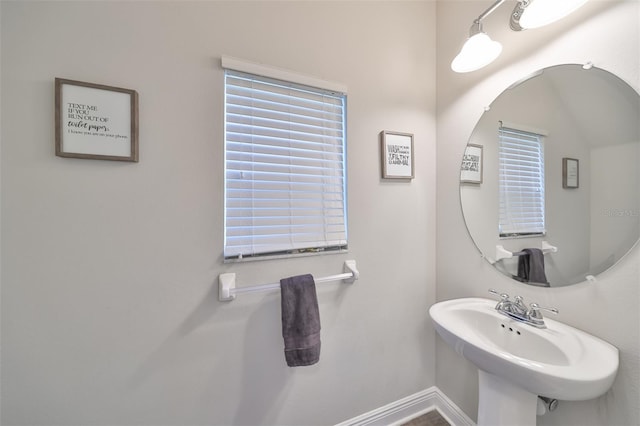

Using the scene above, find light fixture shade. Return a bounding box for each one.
[451,32,503,73]
[518,0,589,29]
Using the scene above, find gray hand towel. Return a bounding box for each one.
[280,274,321,367]
[516,248,550,286]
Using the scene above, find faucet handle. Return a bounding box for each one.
[526,303,559,328]
[488,288,509,300]
[488,289,511,311]
[528,303,559,318]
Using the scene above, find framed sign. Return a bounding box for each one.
[55,78,139,162]
[460,144,483,184]
[563,157,579,188]
[380,130,414,179]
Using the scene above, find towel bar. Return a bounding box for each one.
[218,260,359,302]
[494,241,558,263]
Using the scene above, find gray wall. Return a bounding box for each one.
[3,1,639,426]
[437,1,639,425]
[1,2,437,425]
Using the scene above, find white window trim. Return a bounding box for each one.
[221,56,347,95]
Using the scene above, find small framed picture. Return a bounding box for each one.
[55,78,139,162]
[461,144,483,184]
[380,130,414,179]
[563,157,579,188]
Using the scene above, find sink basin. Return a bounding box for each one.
[430,298,618,425]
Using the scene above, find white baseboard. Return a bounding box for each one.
[335,386,475,426]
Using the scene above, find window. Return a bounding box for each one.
[223,63,347,260]
[498,126,545,237]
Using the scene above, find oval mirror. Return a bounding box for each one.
[460,64,640,287]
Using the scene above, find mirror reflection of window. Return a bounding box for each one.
[498,126,546,238]
[460,65,640,287]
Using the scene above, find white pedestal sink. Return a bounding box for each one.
[429,298,619,426]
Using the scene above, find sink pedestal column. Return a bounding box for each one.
[477,371,538,426]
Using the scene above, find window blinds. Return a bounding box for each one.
[224,70,347,259]
[498,126,546,237]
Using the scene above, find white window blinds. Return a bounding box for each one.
[498,126,546,237]
[224,69,347,260]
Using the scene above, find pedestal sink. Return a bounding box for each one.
[429,298,619,426]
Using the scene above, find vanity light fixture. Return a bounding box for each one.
[452,0,590,73]
[451,20,503,73]
[451,0,506,74]
[511,0,590,31]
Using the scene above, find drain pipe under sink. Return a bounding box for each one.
[537,396,559,416]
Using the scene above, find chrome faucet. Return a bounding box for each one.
[488,289,558,329]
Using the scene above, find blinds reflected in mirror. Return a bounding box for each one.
[498,126,546,237]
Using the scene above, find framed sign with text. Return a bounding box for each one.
[563,157,579,188]
[380,130,414,179]
[460,144,483,184]
[55,78,139,162]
